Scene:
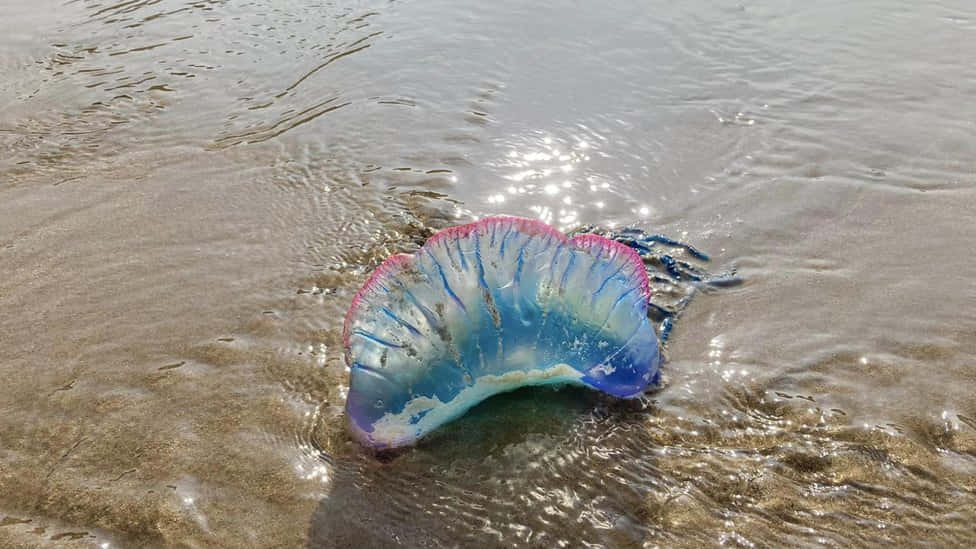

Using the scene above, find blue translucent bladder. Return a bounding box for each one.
[343,216,661,449]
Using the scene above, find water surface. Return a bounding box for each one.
[2,0,976,546]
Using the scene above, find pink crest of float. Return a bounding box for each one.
[569,233,651,300]
[344,216,582,347]
[425,215,569,247]
[342,252,412,348]
[343,216,653,348]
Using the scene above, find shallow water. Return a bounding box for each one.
[2,0,976,546]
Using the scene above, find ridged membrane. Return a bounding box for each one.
[343,216,660,449]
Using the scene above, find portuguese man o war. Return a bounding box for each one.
[343,216,729,450]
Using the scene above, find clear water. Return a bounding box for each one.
[1,0,975,546]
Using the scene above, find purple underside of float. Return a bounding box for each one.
[343,216,661,449]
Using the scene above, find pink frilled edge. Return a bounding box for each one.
[342,216,650,349]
